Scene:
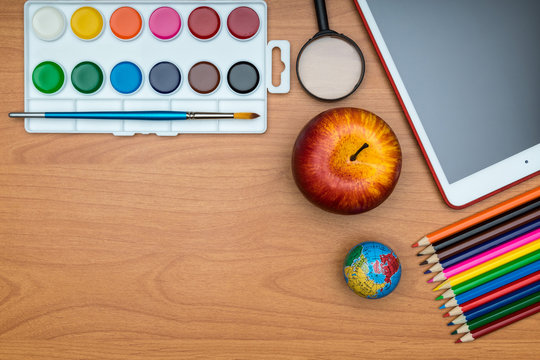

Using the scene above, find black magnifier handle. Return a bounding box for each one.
[314,0,330,32]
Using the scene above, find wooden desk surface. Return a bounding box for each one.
[1,0,538,358]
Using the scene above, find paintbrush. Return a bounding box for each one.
[9,111,260,120]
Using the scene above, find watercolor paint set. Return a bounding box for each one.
[23,0,290,135]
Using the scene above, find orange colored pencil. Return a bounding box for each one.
[413,187,540,248]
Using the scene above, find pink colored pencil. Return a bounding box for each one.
[430,228,540,282]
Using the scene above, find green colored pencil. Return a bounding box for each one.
[440,249,540,298]
[453,291,540,334]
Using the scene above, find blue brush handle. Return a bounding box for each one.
[46,111,188,120]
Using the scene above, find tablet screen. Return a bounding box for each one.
[366,0,540,184]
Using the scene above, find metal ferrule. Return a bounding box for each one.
[186,112,235,120]
[9,112,46,118]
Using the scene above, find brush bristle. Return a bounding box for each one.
[234,112,260,119]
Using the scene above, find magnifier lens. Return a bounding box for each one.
[297,35,364,101]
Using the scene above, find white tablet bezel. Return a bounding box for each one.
[357,0,540,208]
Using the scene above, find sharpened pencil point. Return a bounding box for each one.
[455,339,462,343]
[451,330,457,335]
[439,304,445,309]
[448,321,454,326]
[427,278,434,283]
[416,253,424,256]
[436,295,443,300]
[424,269,431,274]
[412,242,419,248]
[416,237,430,247]
[420,260,428,266]
[433,282,446,291]
[443,312,450,318]
[418,244,435,255]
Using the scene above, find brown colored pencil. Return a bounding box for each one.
[413,187,540,247]
[456,302,540,342]
[418,199,540,256]
[422,208,540,267]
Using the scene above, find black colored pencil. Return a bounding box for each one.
[418,198,540,255]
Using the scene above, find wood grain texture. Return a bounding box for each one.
[0,0,539,358]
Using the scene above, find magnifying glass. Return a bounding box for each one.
[297,0,365,101]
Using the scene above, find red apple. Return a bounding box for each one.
[292,107,402,214]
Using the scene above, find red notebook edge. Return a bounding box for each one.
[352,0,539,210]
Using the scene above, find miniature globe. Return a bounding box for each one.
[343,241,401,299]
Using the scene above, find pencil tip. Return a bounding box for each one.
[448,322,454,326]
[427,278,434,283]
[420,260,428,266]
[436,295,444,300]
[433,283,443,291]
[451,330,457,335]
[439,304,445,309]
[455,339,462,343]
[443,313,450,318]
[416,253,424,256]
[412,242,419,248]
[424,269,431,274]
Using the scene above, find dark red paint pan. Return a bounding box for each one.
[227,6,260,40]
[188,6,221,40]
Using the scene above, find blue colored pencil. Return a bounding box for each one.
[426,219,540,274]
[447,282,540,324]
[437,260,540,301]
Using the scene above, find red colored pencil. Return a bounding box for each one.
[456,302,540,342]
[444,271,540,314]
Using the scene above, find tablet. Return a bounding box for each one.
[355,0,540,208]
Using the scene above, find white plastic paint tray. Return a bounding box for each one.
[23,0,290,135]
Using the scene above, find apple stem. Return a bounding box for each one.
[350,143,369,161]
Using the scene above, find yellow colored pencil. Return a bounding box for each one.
[433,239,540,291]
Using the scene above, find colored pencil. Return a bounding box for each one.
[447,282,540,323]
[441,270,540,309]
[456,302,540,342]
[433,241,540,290]
[429,229,540,282]
[437,257,540,300]
[424,219,540,270]
[422,213,540,266]
[418,198,540,255]
[453,292,540,334]
[413,187,540,247]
